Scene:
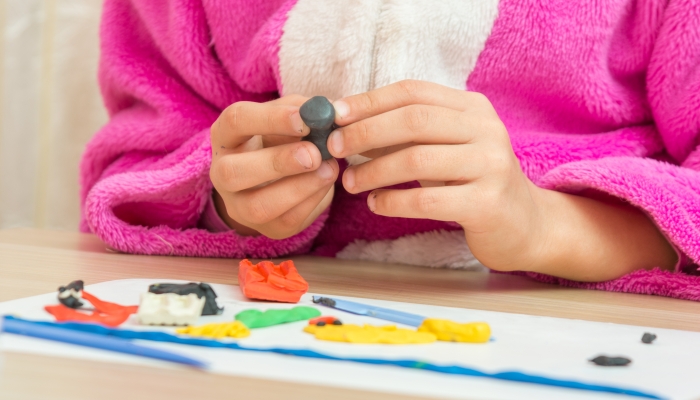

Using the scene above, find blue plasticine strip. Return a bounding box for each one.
[2,317,664,399]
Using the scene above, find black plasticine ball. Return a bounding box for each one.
[300,96,336,160]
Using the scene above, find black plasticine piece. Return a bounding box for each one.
[57,280,85,309]
[148,282,223,316]
[300,96,336,160]
[312,296,336,307]
[641,332,657,344]
[589,356,632,366]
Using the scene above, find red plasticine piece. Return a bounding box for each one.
[308,316,339,325]
[44,290,138,327]
[238,259,309,303]
[81,291,139,315]
[44,305,133,327]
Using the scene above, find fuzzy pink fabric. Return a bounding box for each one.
[81,0,700,299]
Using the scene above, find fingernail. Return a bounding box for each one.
[329,129,344,155]
[344,168,355,191]
[294,147,313,169]
[317,161,334,180]
[290,111,306,134]
[333,100,349,120]
[367,191,377,212]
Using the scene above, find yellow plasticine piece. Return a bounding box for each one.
[307,324,436,344]
[176,321,250,339]
[418,319,491,343]
[312,324,363,342]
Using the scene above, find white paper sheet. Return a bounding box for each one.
[0,279,697,399]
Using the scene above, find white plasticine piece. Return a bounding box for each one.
[58,288,81,300]
[137,293,205,326]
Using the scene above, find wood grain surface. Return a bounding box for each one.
[1,228,699,399]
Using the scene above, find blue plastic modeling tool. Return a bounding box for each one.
[313,296,427,327]
[1,316,207,369]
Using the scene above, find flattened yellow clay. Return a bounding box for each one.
[418,319,491,343]
[305,324,436,344]
[176,321,250,339]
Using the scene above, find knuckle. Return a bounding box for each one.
[357,91,380,115]
[468,91,496,114]
[214,158,241,192]
[353,165,375,189]
[271,148,287,174]
[414,190,440,214]
[245,195,274,224]
[483,147,513,176]
[405,147,433,173]
[402,105,431,133]
[351,120,371,147]
[468,91,490,106]
[265,107,277,133]
[396,79,423,101]
[492,156,513,176]
[374,192,393,212]
[223,102,244,132]
[483,118,506,134]
[210,119,220,141]
[277,210,303,231]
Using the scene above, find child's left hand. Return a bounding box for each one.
[330,80,678,280]
[328,80,545,271]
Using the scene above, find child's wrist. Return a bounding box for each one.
[519,186,678,281]
[516,183,560,273]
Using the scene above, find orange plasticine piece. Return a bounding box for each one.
[238,259,309,303]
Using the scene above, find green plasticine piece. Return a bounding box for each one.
[235,306,321,329]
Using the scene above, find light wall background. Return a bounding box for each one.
[0,0,106,230]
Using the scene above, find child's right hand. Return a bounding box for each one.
[209,95,339,239]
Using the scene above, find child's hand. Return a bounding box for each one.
[328,80,541,270]
[210,95,339,239]
[329,80,677,279]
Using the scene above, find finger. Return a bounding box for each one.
[333,80,494,124]
[261,96,312,147]
[262,134,302,148]
[211,141,324,192]
[268,94,309,107]
[227,160,338,226]
[344,144,489,194]
[262,185,334,239]
[329,105,501,158]
[367,186,471,222]
[211,101,311,150]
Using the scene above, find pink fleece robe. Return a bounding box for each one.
[80,0,700,300]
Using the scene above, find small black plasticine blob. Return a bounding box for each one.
[57,280,85,309]
[641,332,657,344]
[332,320,343,325]
[589,356,632,366]
[300,96,336,160]
[312,296,337,307]
[316,321,327,327]
[149,282,223,316]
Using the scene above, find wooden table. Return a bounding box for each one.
[1,229,699,400]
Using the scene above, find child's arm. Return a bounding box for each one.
[328,79,695,281]
[80,0,328,257]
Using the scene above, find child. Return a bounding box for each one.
[81,1,700,298]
